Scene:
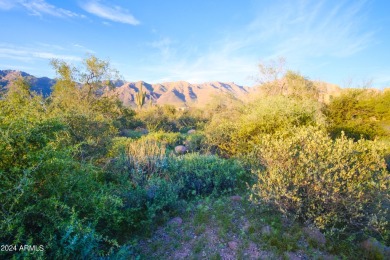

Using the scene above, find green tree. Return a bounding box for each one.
[49,55,134,160]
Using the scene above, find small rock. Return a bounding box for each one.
[174,145,188,154]
[303,227,326,247]
[230,195,242,202]
[361,237,390,259]
[261,225,272,235]
[187,129,196,134]
[228,241,238,250]
[168,217,183,226]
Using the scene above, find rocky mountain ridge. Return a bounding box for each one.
[0,69,347,106]
[0,70,55,96]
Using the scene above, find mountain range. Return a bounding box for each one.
[0,70,343,107]
[0,70,55,96]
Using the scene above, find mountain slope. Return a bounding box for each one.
[0,69,351,107]
[0,70,56,96]
[111,81,250,107]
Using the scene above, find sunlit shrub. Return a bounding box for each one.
[251,126,389,240]
[205,96,325,156]
[325,89,390,141]
[136,106,178,132]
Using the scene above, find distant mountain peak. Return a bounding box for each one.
[0,69,55,96]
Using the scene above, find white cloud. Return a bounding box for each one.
[0,45,81,63]
[19,0,84,18]
[81,1,139,25]
[0,0,84,18]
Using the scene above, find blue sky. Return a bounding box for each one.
[0,0,389,88]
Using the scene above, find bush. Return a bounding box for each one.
[123,138,168,183]
[0,137,123,258]
[205,96,324,156]
[104,139,179,235]
[176,108,209,132]
[136,106,178,132]
[184,132,207,152]
[167,154,248,198]
[145,131,185,149]
[251,126,389,241]
[325,89,390,141]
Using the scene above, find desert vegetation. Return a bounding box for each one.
[1,56,389,259]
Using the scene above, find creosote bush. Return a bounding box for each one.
[205,96,324,157]
[251,126,389,241]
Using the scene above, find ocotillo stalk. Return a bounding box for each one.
[135,83,146,109]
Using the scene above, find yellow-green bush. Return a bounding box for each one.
[205,96,324,156]
[144,131,184,149]
[251,126,389,240]
[136,105,178,132]
[325,89,390,140]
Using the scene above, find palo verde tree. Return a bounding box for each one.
[0,76,124,258]
[256,58,319,100]
[49,55,135,159]
[256,57,287,96]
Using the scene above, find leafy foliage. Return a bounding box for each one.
[205,96,324,156]
[325,89,390,140]
[251,126,389,241]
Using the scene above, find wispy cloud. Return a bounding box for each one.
[136,0,376,85]
[0,0,84,18]
[20,0,84,18]
[250,0,375,59]
[0,44,82,62]
[81,1,139,25]
[149,37,174,60]
[72,43,95,54]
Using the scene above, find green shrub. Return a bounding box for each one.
[107,136,169,179]
[205,96,324,156]
[0,138,123,258]
[144,131,185,149]
[185,132,207,152]
[251,126,389,241]
[325,89,390,141]
[176,108,209,132]
[125,138,168,181]
[136,106,178,132]
[167,154,248,198]
[0,73,127,258]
